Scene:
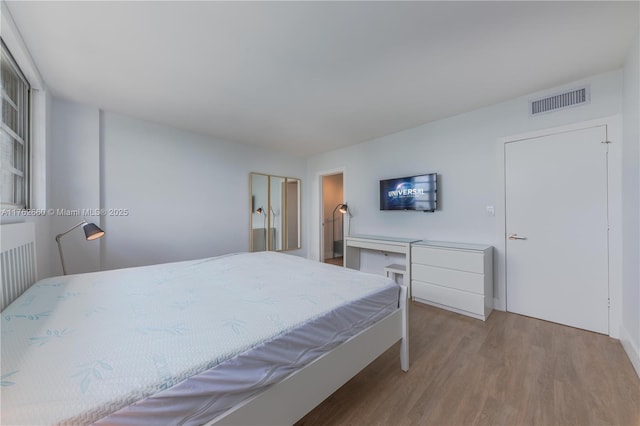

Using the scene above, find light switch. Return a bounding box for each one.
[486,205,495,216]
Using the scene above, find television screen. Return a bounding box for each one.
[379,173,437,211]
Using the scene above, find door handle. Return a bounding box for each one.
[508,233,527,240]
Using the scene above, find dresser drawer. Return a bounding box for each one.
[412,280,485,316]
[412,263,484,294]
[411,246,484,273]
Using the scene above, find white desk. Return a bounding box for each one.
[344,235,421,295]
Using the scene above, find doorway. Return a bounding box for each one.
[504,125,609,334]
[321,172,344,266]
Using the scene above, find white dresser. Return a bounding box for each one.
[411,240,493,321]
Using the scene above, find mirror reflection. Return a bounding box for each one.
[251,173,269,252]
[285,178,300,250]
[270,176,285,251]
[250,173,301,252]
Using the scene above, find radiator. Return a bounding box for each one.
[1,222,37,311]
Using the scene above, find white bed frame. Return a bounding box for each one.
[209,286,409,425]
[0,223,409,426]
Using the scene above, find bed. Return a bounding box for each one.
[0,222,409,425]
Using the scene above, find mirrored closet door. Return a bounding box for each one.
[250,173,301,252]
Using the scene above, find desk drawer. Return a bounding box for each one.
[411,246,484,273]
[412,280,485,316]
[347,239,407,253]
[412,264,484,294]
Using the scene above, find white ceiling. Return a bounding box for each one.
[5,1,639,156]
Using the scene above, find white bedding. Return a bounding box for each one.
[1,251,398,425]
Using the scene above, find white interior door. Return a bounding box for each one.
[505,125,609,334]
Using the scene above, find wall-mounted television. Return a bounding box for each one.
[379,173,437,212]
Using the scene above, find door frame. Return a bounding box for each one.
[496,116,623,338]
[317,167,346,263]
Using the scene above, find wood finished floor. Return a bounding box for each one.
[296,302,640,426]
[324,257,344,267]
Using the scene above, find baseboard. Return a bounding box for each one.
[619,326,640,379]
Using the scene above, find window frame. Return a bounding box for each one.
[1,37,31,209]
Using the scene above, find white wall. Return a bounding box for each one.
[49,98,102,276]
[621,30,640,376]
[27,90,54,280]
[45,105,307,273]
[306,69,624,312]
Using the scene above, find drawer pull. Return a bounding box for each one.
[508,233,527,240]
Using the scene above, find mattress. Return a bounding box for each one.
[1,251,398,425]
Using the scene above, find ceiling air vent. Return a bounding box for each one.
[530,86,590,116]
